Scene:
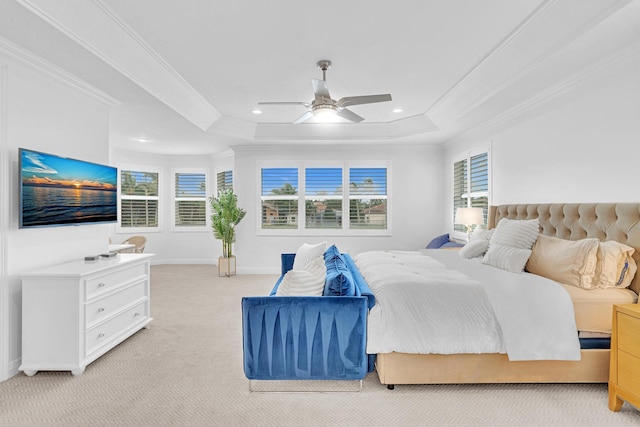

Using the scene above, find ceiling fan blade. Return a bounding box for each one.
[337,94,392,107]
[311,79,331,99]
[257,101,311,107]
[293,110,314,124]
[336,108,365,123]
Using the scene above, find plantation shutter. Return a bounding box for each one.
[174,172,207,227]
[260,168,299,229]
[453,159,468,232]
[469,152,489,224]
[216,170,233,192]
[349,167,387,230]
[305,168,343,229]
[453,151,489,231]
[120,170,159,228]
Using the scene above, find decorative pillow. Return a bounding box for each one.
[525,234,600,289]
[324,254,356,296]
[489,218,539,250]
[426,234,450,249]
[594,240,637,289]
[482,219,539,273]
[292,241,327,271]
[324,244,342,263]
[275,258,326,296]
[482,245,532,273]
[471,227,494,242]
[459,239,490,259]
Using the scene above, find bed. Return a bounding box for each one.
[358,203,640,387]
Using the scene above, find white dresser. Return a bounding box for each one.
[19,253,154,376]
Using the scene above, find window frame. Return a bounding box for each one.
[116,163,162,234]
[257,160,391,236]
[450,144,491,241]
[171,168,209,232]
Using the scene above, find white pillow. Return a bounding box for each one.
[459,239,490,259]
[292,241,327,270]
[471,227,494,242]
[489,218,539,250]
[483,245,532,273]
[276,258,326,296]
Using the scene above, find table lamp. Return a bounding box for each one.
[455,207,484,242]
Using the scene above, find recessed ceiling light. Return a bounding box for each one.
[134,137,152,144]
[392,108,403,113]
[251,108,263,115]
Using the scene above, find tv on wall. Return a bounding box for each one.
[19,148,118,228]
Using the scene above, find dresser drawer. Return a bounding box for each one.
[618,312,640,357]
[86,301,148,354]
[86,281,147,326]
[85,263,147,300]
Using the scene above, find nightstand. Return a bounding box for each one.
[608,304,640,412]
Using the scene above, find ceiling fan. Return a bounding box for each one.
[257,60,392,124]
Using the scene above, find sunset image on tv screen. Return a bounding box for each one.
[20,148,117,228]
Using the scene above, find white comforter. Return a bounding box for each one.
[355,249,581,361]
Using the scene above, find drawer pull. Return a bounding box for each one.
[98,282,106,288]
[98,307,105,313]
[98,332,105,338]
[134,312,141,317]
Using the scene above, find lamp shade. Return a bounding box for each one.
[455,207,484,226]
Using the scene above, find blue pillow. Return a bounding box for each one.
[426,233,450,249]
[324,254,356,296]
[324,244,341,263]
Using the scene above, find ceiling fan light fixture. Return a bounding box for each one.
[312,104,338,122]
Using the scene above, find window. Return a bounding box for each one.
[173,170,207,230]
[305,168,342,229]
[118,167,160,231]
[349,167,387,230]
[452,147,490,235]
[259,162,390,235]
[260,167,298,230]
[216,170,233,192]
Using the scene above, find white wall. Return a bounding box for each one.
[108,149,219,264]
[232,143,445,274]
[443,52,640,224]
[1,57,111,380]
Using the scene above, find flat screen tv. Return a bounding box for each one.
[19,148,118,228]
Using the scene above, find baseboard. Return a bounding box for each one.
[150,259,215,265]
[3,356,20,381]
[148,259,279,275]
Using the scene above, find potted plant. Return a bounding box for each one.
[209,188,246,277]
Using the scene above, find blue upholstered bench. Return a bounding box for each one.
[242,252,375,381]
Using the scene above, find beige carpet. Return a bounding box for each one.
[1,264,640,426]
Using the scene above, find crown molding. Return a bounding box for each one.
[469,42,640,138]
[0,36,120,107]
[428,0,632,128]
[17,0,221,131]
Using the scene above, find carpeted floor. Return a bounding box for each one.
[1,264,639,426]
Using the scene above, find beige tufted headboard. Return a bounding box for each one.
[488,203,640,295]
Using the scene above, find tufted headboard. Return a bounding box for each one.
[488,203,640,295]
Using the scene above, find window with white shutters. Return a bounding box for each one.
[349,167,387,231]
[452,147,490,235]
[173,170,207,230]
[305,168,343,229]
[260,167,299,230]
[258,162,390,235]
[119,169,159,231]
